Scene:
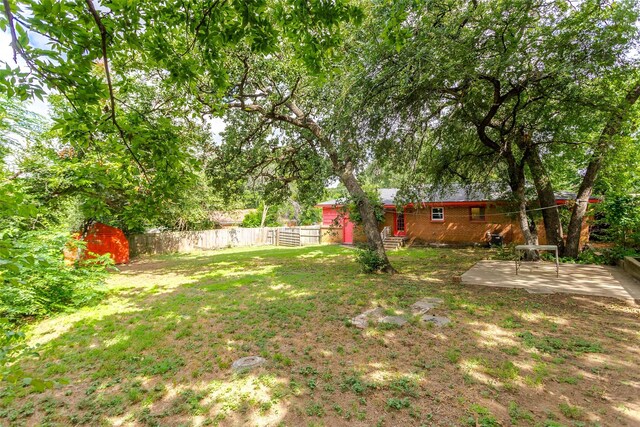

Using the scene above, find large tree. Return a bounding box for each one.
[357,0,640,255]
[2,0,401,271]
[205,48,396,271]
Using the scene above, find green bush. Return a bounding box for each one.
[575,246,639,265]
[241,204,281,227]
[0,229,110,321]
[578,194,640,264]
[355,246,387,273]
[594,194,640,249]
[0,319,55,391]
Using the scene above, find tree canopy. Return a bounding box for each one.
[1,0,639,271]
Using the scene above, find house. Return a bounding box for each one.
[317,188,598,247]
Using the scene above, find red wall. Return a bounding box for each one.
[322,207,341,226]
[84,223,130,264]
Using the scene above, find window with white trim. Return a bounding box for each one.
[431,207,444,221]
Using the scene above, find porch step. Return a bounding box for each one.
[383,236,406,250]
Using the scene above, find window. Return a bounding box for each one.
[470,206,486,221]
[395,212,405,233]
[431,207,444,221]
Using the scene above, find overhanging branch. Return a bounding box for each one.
[85,0,149,182]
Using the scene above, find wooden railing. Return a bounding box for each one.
[380,226,391,242]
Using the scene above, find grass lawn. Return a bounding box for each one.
[2,245,639,426]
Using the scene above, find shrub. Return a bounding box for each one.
[578,194,640,264]
[0,229,110,321]
[577,246,639,265]
[0,319,55,391]
[594,194,640,249]
[355,246,387,273]
[241,205,280,227]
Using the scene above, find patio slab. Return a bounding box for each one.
[461,260,640,302]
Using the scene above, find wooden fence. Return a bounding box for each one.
[129,226,323,256]
[129,227,276,256]
[277,229,300,247]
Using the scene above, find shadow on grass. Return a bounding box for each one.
[2,245,639,426]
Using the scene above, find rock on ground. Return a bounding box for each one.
[421,314,451,327]
[232,356,266,371]
[411,298,444,315]
[350,307,385,329]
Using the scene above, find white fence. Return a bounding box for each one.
[129,226,322,256]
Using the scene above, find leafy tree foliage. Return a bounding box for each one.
[595,194,640,250]
[0,96,112,389]
[0,0,372,235]
[341,187,386,225]
[1,97,109,322]
[358,0,640,256]
[241,203,280,227]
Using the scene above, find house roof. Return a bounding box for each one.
[317,187,585,207]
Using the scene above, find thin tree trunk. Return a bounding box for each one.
[526,147,565,255]
[260,204,269,228]
[513,184,540,260]
[340,169,396,274]
[565,82,640,258]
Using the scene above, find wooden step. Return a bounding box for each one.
[383,236,405,250]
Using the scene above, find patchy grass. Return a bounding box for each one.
[2,245,639,426]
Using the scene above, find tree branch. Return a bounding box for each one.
[85,0,149,182]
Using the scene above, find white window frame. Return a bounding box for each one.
[431,207,444,221]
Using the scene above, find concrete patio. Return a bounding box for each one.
[461,260,640,302]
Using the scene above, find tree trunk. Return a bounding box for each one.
[260,204,269,228]
[526,147,565,255]
[340,169,396,274]
[506,152,540,260]
[565,82,640,258]
[271,101,396,273]
[243,99,396,273]
[513,184,540,260]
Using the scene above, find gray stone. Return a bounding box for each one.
[350,307,385,329]
[421,314,451,327]
[411,298,445,314]
[232,356,266,371]
[378,316,408,326]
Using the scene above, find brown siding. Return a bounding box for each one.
[320,226,343,244]
[387,205,591,246]
[320,203,591,247]
[393,205,517,245]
